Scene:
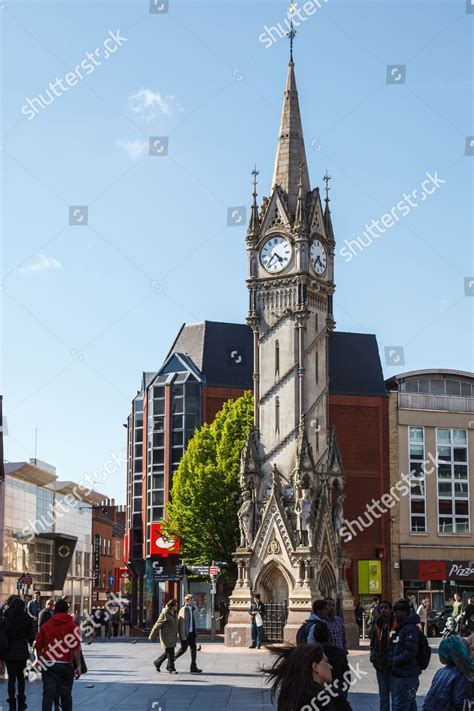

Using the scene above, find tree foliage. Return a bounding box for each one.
[166,391,253,566]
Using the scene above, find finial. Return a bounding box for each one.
[251,165,259,197]
[298,160,305,189]
[323,170,332,206]
[287,19,297,63]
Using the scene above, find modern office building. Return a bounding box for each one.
[386,369,474,608]
[0,459,104,614]
[125,320,253,628]
[92,500,126,603]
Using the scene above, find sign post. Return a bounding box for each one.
[210,562,220,642]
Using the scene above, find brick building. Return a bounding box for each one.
[92,500,126,605]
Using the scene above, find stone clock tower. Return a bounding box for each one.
[224,49,358,646]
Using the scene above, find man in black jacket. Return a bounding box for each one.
[248,594,266,649]
[391,599,422,711]
[370,601,396,711]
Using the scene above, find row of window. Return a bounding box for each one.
[401,378,473,396]
[409,427,469,534]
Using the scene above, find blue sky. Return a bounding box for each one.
[2,0,473,503]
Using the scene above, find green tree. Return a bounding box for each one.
[166,390,253,566]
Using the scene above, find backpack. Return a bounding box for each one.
[296,620,315,645]
[0,617,8,658]
[417,630,431,670]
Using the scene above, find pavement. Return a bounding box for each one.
[1,637,442,710]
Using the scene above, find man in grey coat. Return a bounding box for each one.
[174,594,202,674]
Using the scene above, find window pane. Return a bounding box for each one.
[411,516,426,532]
[453,430,467,444]
[410,445,424,460]
[152,474,165,490]
[186,395,199,413]
[439,500,452,515]
[409,427,424,442]
[406,381,418,393]
[411,500,425,514]
[172,384,184,397]
[410,482,425,496]
[185,415,199,430]
[172,431,183,446]
[153,449,164,464]
[455,501,469,515]
[418,380,430,393]
[152,490,164,506]
[185,382,200,396]
[438,464,451,479]
[454,465,468,479]
[437,429,451,444]
[461,382,472,396]
[454,482,469,497]
[134,444,143,458]
[455,518,470,533]
[154,416,165,431]
[153,433,164,448]
[446,380,461,396]
[172,415,183,429]
[454,448,467,463]
[172,398,184,414]
[430,380,445,395]
[410,463,424,477]
[438,482,452,496]
[134,459,142,473]
[154,386,165,399]
[154,399,165,415]
[439,517,453,533]
[437,447,451,462]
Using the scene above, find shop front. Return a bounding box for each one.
[401,559,474,610]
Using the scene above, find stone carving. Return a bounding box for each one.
[332,490,345,547]
[266,536,282,557]
[295,485,316,547]
[238,490,255,548]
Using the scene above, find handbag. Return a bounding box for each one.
[255,612,263,628]
[73,650,88,674]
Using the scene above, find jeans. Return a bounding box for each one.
[392,675,419,711]
[174,633,198,668]
[154,646,176,671]
[251,621,263,648]
[376,669,395,711]
[42,663,74,711]
[6,659,27,705]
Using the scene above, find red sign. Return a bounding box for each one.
[209,566,219,576]
[150,523,181,557]
[123,531,130,563]
[419,560,446,581]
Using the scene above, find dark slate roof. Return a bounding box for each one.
[328,332,387,397]
[165,321,253,390]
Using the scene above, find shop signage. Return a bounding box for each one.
[150,523,181,557]
[358,560,382,595]
[94,534,101,587]
[401,559,474,581]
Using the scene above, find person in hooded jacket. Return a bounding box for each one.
[3,596,35,711]
[423,635,474,711]
[370,601,397,711]
[391,599,423,711]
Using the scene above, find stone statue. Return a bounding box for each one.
[238,490,254,548]
[295,486,315,547]
[332,491,345,546]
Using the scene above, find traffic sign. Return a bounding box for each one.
[17,582,22,590]
[189,566,210,576]
[108,576,115,586]
[209,566,219,577]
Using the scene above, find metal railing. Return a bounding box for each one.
[399,393,474,414]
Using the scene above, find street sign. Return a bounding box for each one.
[189,566,210,576]
[108,576,115,586]
[17,582,22,590]
[18,574,33,586]
[209,566,219,577]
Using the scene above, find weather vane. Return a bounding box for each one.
[287,20,297,62]
[323,170,332,204]
[251,165,259,196]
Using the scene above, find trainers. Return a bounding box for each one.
[169,669,178,674]
[190,667,202,674]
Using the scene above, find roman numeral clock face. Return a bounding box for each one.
[260,235,292,273]
[310,239,327,276]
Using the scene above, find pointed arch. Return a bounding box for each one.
[318,559,337,598]
[254,560,293,603]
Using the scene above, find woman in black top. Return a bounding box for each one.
[3,597,35,710]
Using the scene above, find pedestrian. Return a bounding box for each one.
[369,600,397,711]
[149,599,179,674]
[408,595,417,615]
[39,598,55,629]
[417,598,429,635]
[311,621,351,703]
[391,599,423,711]
[111,605,120,637]
[26,590,42,635]
[463,596,474,635]
[306,599,330,645]
[325,597,347,654]
[93,607,102,637]
[249,593,266,650]
[121,607,130,636]
[354,601,363,637]
[34,598,82,711]
[423,635,474,710]
[174,594,202,674]
[262,642,352,711]
[3,596,35,711]
[365,597,380,637]
[452,593,463,620]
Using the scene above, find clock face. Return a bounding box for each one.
[310,239,327,276]
[260,235,292,273]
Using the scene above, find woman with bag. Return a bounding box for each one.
[149,599,179,674]
[3,596,35,711]
[423,635,474,711]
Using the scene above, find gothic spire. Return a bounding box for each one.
[323,171,335,244]
[294,161,308,230]
[247,166,260,241]
[272,58,310,218]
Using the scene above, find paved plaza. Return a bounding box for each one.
[7,637,443,711]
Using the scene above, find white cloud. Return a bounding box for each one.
[127,88,181,119]
[116,138,148,161]
[19,255,63,274]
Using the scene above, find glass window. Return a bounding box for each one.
[153,433,164,448]
[134,459,142,473]
[172,384,184,397]
[134,444,143,458]
[185,396,199,414]
[172,398,184,414]
[154,416,165,431]
[154,386,165,399]
[446,380,461,396]
[418,379,430,393]
[172,415,183,429]
[154,399,165,415]
[185,382,200,396]
[405,381,418,393]
[409,427,426,533]
[437,428,469,534]
[430,379,445,395]
[153,449,164,464]
[185,415,199,430]
[172,431,183,446]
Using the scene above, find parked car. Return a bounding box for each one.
[427,606,453,637]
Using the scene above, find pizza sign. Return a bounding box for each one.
[150,523,181,557]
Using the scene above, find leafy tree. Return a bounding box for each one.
[166,391,253,566]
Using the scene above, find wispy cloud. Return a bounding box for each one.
[116,138,148,161]
[127,87,181,120]
[19,255,63,274]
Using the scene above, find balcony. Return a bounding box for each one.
[399,392,474,414]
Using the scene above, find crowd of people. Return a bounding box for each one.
[260,595,474,711]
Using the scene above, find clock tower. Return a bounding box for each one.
[225,44,358,646]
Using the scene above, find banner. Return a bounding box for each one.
[51,536,77,590]
[150,523,181,557]
[358,560,382,595]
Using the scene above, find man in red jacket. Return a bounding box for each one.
[35,599,81,711]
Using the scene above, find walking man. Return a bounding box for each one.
[416,598,429,634]
[324,597,347,654]
[370,600,396,711]
[391,599,423,711]
[26,590,42,635]
[249,593,266,649]
[174,594,202,674]
[35,598,82,711]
